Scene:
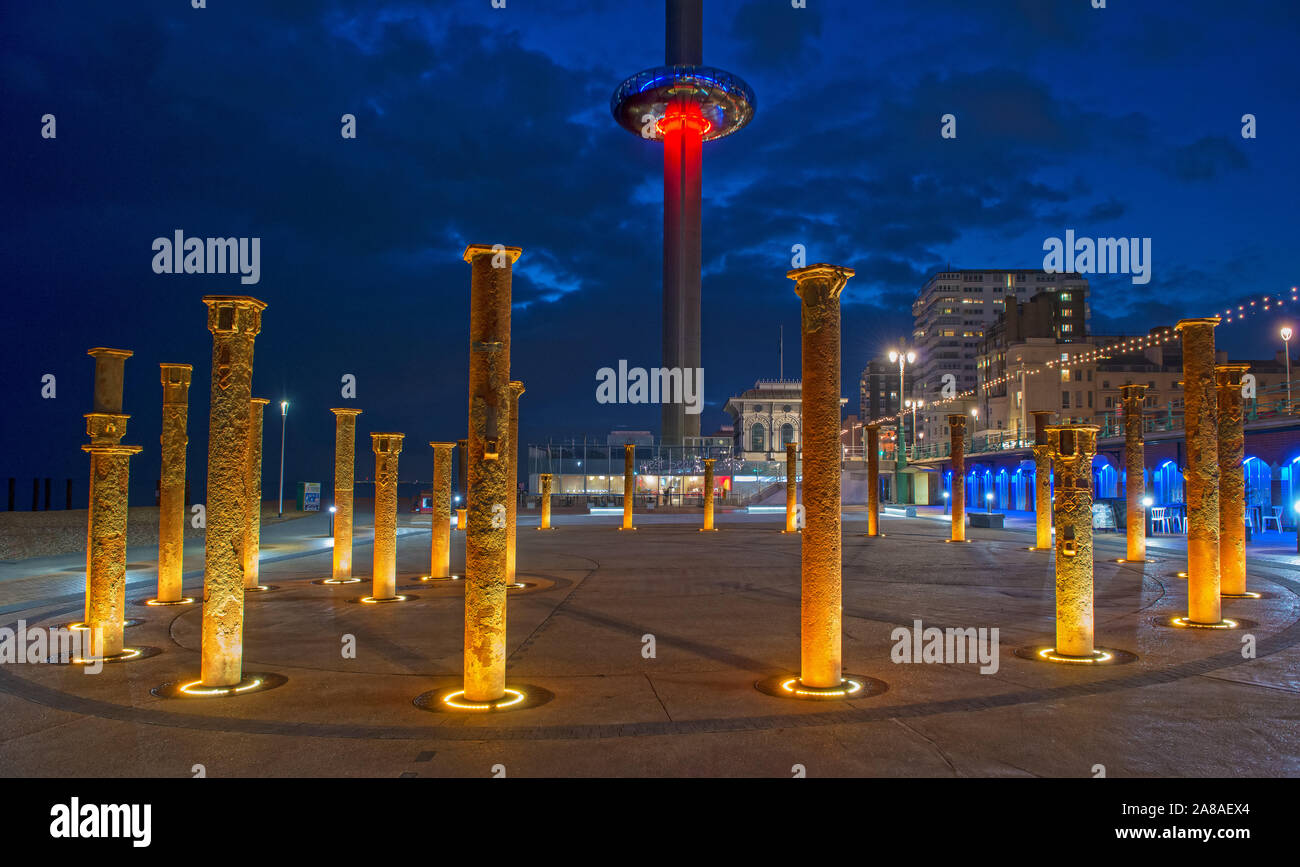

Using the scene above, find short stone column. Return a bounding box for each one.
[1215,364,1251,597]
[783,442,798,533]
[1030,410,1054,551]
[866,422,880,536]
[700,458,717,531]
[426,441,456,580]
[538,473,554,530]
[948,414,967,542]
[242,398,270,590]
[369,432,405,601]
[1118,386,1148,563]
[1176,317,1223,625]
[328,408,363,583]
[620,444,635,531]
[153,363,193,604]
[1047,424,1099,657]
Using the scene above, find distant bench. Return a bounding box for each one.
[969,512,1004,529]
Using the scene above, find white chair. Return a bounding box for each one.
[1150,507,1169,534]
[1262,506,1283,532]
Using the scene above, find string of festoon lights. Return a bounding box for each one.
[864,284,1299,428]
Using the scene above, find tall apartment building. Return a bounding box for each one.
[912,268,1090,442]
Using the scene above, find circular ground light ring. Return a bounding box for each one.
[152,672,288,699]
[755,673,888,702]
[1013,645,1137,665]
[49,645,163,666]
[413,684,555,714]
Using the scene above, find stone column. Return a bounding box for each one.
[242,398,270,589]
[621,444,635,530]
[200,296,265,688]
[1176,317,1223,625]
[369,433,405,601]
[538,473,554,530]
[1046,425,1099,656]
[866,423,880,536]
[506,380,524,584]
[790,263,855,689]
[82,348,142,658]
[1216,364,1251,597]
[426,441,455,579]
[784,441,798,533]
[463,244,519,703]
[154,363,193,604]
[701,458,717,531]
[1118,386,1148,562]
[948,414,967,542]
[1030,410,1054,551]
[328,408,362,583]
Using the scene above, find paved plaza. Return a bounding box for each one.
[1,509,1296,778]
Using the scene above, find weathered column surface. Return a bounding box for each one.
[242,398,269,589]
[200,296,265,687]
[506,380,524,584]
[1118,386,1148,562]
[948,414,967,542]
[427,441,455,579]
[83,347,141,657]
[1216,364,1250,596]
[866,423,880,536]
[790,263,854,689]
[539,473,554,530]
[1176,317,1223,624]
[784,442,798,533]
[155,363,193,603]
[621,444,635,530]
[1047,424,1099,656]
[329,408,363,582]
[463,244,519,703]
[701,458,717,531]
[370,432,404,600]
[1030,410,1054,551]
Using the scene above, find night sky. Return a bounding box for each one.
[3,0,1298,503]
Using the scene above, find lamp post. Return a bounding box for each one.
[1282,326,1293,411]
[888,349,915,503]
[277,400,288,517]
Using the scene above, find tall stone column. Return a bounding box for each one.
[506,381,524,585]
[1030,410,1054,551]
[783,441,798,533]
[81,348,142,658]
[948,414,967,542]
[1176,317,1223,625]
[866,423,880,536]
[620,444,635,531]
[538,473,554,530]
[1118,386,1148,562]
[700,458,717,531]
[326,408,362,583]
[462,244,519,704]
[426,441,456,579]
[1046,425,1099,657]
[200,296,265,688]
[1216,363,1251,597]
[242,398,270,590]
[153,363,193,605]
[368,432,405,601]
[790,263,855,690]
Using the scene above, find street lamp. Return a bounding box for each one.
[887,349,916,420]
[1282,326,1293,411]
[278,400,288,517]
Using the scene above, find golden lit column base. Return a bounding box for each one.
[944,538,974,544]
[535,526,556,531]
[139,596,197,606]
[755,673,888,702]
[312,576,364,585]
[1113,558,1145,564]
[1013,645,1137,665]
[617,526,637,531]
[417,573,462,582]
[1025,547,1051,552]
[349,594,419,604]
[780,528,801,534]
[54,646,162,666]
[152,672,288,699]
[698,527,719,533]
[413,684,555,714]
[1154,615,1255,630]
[65,619,144,631]
[1221,591,1263,599]
[244,584,278,593]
